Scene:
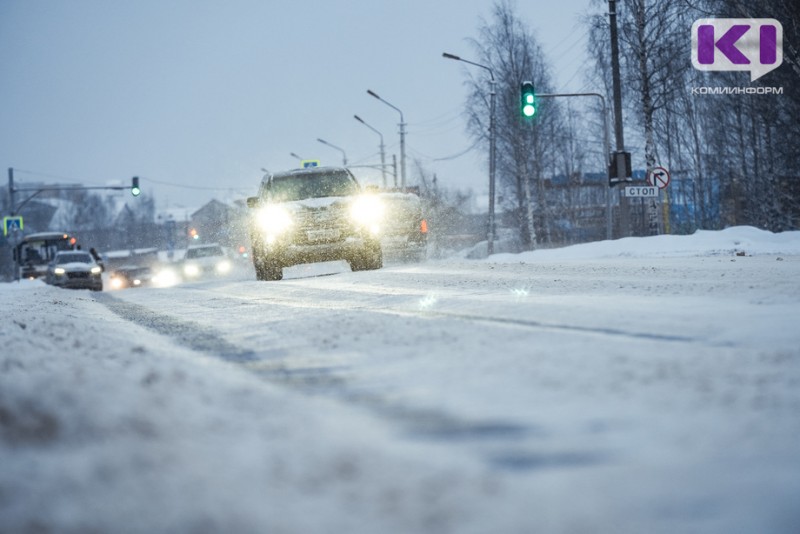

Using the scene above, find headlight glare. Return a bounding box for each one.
[258,205,293,234]
[351,195,384,225]
[54,267,66,275]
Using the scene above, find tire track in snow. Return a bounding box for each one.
[94,292,260,362]
[94,291,610,472]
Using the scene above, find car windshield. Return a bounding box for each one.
[186,246,224,259]
[56,253,92,264]
[268,171,358,202]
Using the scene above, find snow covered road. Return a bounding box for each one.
[2,228,800,533]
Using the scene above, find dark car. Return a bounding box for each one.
[45,251,103,291]
[108,265,153,290]
[247,167,383,281]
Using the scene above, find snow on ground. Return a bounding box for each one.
[1,226,799,533]
[490,225,800,261]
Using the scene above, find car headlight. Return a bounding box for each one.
[91,266,102,274]
[152,268,179,288]
[216,260,232,274]
[257,205,293,235]
[184,264,200,277]
[351,195,384,230]
[54,267,66,275]
[110,277,124,290]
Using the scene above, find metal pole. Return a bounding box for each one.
[354,115,387,188]
[399,117,406,188]
[316,138,347,166]
[379,139,387,188]
[367,90,406,187]
[488,78,496,255]
[441,53,497,254]
[609,0,630,237]
[392,155,398,188]
[8,167,15,216]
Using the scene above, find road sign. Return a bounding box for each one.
[624,186,659,198]
[301,160,320,168]
[647,166,670,189]
[3,216,23,236]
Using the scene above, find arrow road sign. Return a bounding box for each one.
[647,166,671,189]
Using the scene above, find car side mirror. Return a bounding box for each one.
[246,196,260,209]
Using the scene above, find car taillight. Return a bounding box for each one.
[420,219,428,234]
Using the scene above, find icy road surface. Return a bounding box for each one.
[2,228,800,533]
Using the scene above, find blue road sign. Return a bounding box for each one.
[3,216,23,236]
[302,160,320,168]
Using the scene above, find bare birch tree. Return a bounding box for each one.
[465,0,565,249]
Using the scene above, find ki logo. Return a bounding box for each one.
[691,18,783,81]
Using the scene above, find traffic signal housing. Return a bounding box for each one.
[521,81,536,118]
[131,176,141,197]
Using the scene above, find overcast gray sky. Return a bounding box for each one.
[0,0,597,213]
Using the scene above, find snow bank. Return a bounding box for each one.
[489,226,800,262]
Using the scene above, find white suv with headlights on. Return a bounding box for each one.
[246,167,383,281]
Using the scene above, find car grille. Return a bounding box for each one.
[291,205,352,244]
[67,272,90,279]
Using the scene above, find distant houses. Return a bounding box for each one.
[187,199,249,250]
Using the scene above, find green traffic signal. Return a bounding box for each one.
[521,81,536,118]
[131,176,141,197]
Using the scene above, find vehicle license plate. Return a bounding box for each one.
[307,229,340,242]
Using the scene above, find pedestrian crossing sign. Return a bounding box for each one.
[3,216,23,236]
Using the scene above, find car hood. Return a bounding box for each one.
[56,262,96,272]
[283,196,352,211]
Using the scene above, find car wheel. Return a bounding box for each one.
[255,254,283,281]
[351,240,382,271]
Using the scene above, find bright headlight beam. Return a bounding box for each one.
[351,195,384,225]
[258,205,293,234]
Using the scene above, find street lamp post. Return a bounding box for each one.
[442,52,497,255]
[366,89,406,188]
[354,114,387,188]
[316,138,347,166]
[289,152,303,161]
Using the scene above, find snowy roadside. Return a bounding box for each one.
[0,282,520,534]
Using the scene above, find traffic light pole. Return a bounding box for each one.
[608,0,631,237]
[7,168,140,216]
[488,77,497,255]
[535,93,613,240]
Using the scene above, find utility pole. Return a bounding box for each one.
[354,115,387,188]
[367,90,406,188]
[7,168,15,216]
[609,0,631,237]
[442,52,497,255]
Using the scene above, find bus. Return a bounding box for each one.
[13,232,77,279]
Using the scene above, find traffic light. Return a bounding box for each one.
[131,176,141,197]
[521,81,536,118]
